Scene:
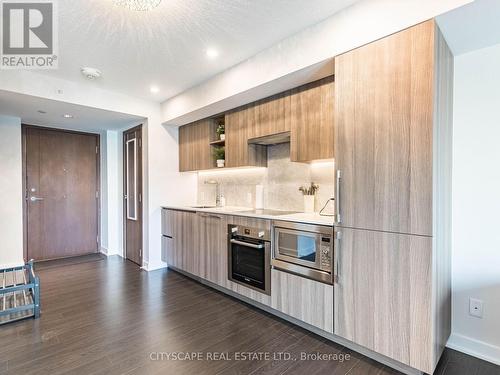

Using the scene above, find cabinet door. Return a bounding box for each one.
[250,92,291,139]
[334,227,433,373]
[178,119,215,172]
[335,20,433,236]
[271,269,333,333]
[179,211,199,276]
[162,209,185,269]
[225,107,267,168]
[198,213,228,286]
[161,235,175,266]
[290,76,334,162]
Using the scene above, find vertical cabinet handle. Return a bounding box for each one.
[336,169,342,224]
[334,230,342,284]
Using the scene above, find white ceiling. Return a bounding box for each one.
[437,0,500,55]
[38,0,359,102]
[0,90,144,132]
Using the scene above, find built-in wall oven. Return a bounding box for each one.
[228,224,271,295]
[272,221,334,284]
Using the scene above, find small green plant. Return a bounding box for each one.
[213,146,225,161]
[216,121,225,137]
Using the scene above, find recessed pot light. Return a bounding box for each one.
[81,67,102,80]
[206,48,219,59]
[150,85,160,94]
[63,114,74,119]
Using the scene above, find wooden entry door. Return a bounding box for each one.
[123,126,143,265]
[24,126,99,261]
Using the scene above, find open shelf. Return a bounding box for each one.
[209,139,225,146]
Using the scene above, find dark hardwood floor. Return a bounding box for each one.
[0,256,498,375]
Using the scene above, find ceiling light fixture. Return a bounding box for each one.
[206,48,219,59]
[150,85,160,94]
[62,114,74,119]
[114,0,162,11]
[81,67,102,80]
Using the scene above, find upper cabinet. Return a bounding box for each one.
[178,75,335,171]
[248,92,291,140]
[178,119,216,172]
[225,106,267,168]
[290,76,335,162]
[335,20,435,236]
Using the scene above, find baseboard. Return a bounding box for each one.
[100,247,124,257]
[447,333,500,366]
[99,247,109,256]
[144,261,168,272]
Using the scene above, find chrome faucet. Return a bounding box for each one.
[204,180,222,207]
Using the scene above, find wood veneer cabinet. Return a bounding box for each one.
[225,107,267,168]
[334,20,453,374]
[178,119,216,172]
[197,212,228,285]
[248,92,291,139]
[271,269,333,333]
[335,228,433,371]
[290,76,335,162]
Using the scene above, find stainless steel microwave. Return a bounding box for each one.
[272,221,334,284]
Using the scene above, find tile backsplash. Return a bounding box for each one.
[197,143,335,214]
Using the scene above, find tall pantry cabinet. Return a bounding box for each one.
[333,20,453,374]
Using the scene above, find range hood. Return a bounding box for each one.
[247,131,291,146]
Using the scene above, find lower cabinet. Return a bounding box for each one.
[197,212,228,286]
[334,227,434,373]
[161,209,198,275]
[271,269,334,333]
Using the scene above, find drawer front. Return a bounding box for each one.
[271,269,333,333]
[161,209,175,237]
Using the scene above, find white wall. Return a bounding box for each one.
[0,116,23,268]
[0,70,197,271]
[161,0,471,124]
[447,43,500,365]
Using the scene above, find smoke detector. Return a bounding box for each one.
[81,67,102,80]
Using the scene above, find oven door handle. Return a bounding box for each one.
[230,239,265,249]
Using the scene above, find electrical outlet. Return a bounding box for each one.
[469,298,484,318]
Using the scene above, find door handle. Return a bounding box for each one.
[336,169,342,224]
[230,239,264,249]
[334,230,342,284]
[30,196,44,202]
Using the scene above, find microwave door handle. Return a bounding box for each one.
[230,239,265,249]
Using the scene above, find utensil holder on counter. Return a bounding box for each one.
[303,195,315,213]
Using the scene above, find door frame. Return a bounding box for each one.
[122,124,143,266]
[21,124,101,261]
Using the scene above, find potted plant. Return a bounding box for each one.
[213,146,225,168]
[299,182,319,213]
[216,121,225,141]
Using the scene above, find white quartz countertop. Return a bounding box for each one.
[161,205,335,226]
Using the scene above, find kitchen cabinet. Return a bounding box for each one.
[197,212,228,286]
[248,92,291,139]
[335,21,433,236]
[178,119,216,172]
[334,227,434,372]
[161,209,199,275]
[333,19,453,374]
[161,209,185,270]
[225,107,267,168]
[271,269,333,333]
[290,76,334,162]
